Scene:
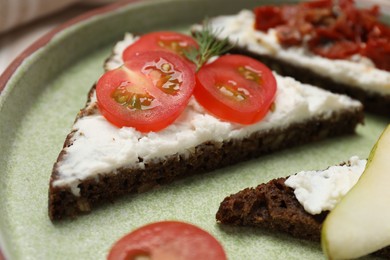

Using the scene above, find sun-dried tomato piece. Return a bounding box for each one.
[280,5,301,21]
[363,38,390,71]
[254,6,284,31]
[303,7,333,26]
[253,0,390,71]
[308,27,361,59]
[276,25,303,46]
[369,23,390,40]
[301,0,332,9]
[309,39,360,59]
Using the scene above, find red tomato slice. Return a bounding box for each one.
[107,221,227,260]
[122,31,198,70]
[194,55,277,125]
[96,51,195,132]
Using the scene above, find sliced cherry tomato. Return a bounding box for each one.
[122,31,198,70]
[107,221,227,260]
[96,51,195,132]
[194,55,277,125]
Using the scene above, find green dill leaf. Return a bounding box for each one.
[185,19,233,71]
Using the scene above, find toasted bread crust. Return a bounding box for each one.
[216,178,327,240]
[216,176,390,258]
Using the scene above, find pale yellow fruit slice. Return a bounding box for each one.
[322,125,390,259]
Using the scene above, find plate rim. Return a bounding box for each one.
[0,0,389,259]
[0,0,143,96]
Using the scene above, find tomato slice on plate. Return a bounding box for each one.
[107,221,227,260]
[122,31,198,70]
[96,51,195,132]
[194,55,277,125]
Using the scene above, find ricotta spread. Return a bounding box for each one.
[285,156,366,215]
[54,32,362,196]
[200,10,390,95]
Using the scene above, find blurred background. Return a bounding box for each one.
[0,0,389,76]
[0,0,119,75]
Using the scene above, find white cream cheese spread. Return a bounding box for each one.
[53,32,362,196]
[200,10,390,95]
[285,156,366,215]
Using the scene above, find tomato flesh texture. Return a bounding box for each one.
[122,31,198,70]
[107,221,227,260]
[96,51,195,132]
[194,55,277,125]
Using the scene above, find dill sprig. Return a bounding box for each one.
[185,20,233,71]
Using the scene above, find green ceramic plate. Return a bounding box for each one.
[0,0,389,259]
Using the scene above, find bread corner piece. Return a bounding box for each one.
[216,168,390,258]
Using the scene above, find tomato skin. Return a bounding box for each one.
[107,221,227,260]
[122,31,198,70]
[96,51,195,132]
[194,55,277,125]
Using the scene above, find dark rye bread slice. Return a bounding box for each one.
[216,177,390,258]
[49,83,364,220]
